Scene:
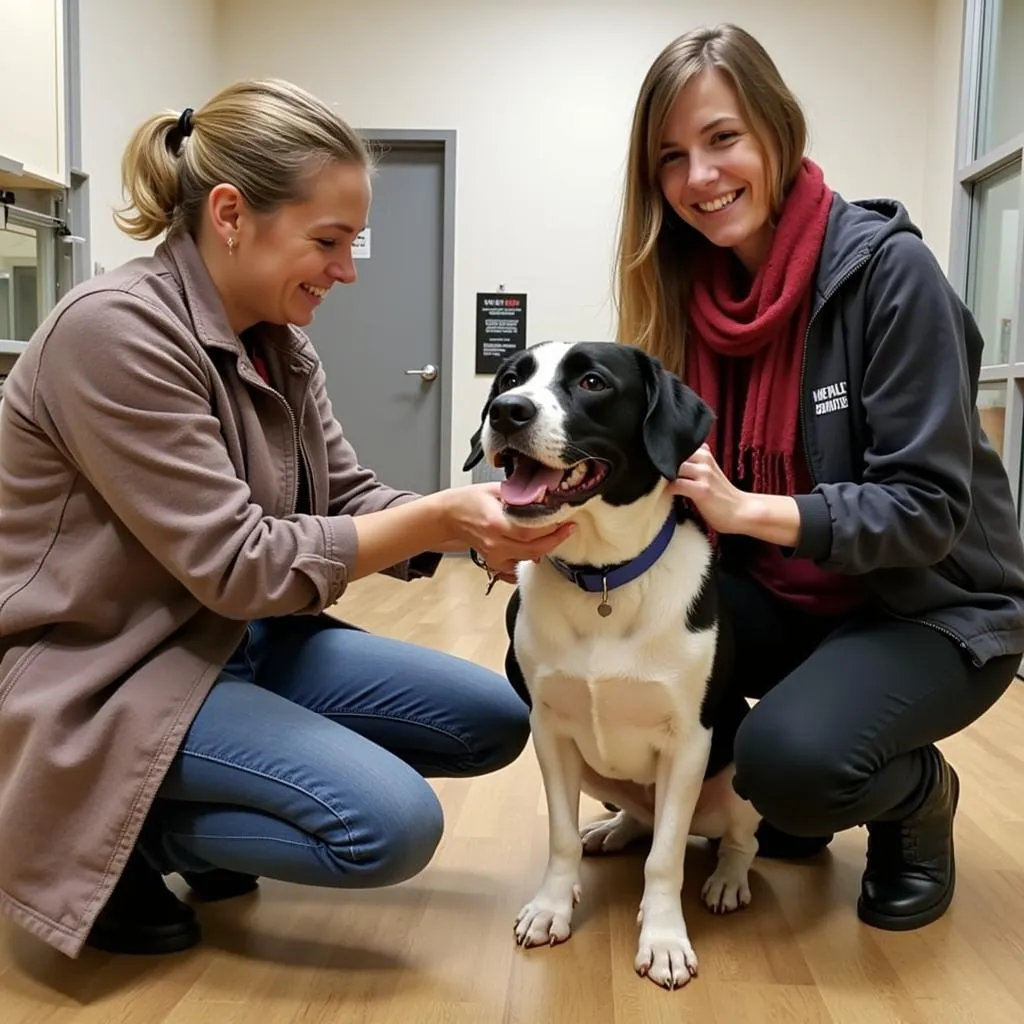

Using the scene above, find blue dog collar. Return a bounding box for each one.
[546,508,677,616]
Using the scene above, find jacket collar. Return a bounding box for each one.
[157,230,314,371]
[812,193,921,314]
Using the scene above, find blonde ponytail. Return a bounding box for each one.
[115,110,187,240]
[114,79,371,242]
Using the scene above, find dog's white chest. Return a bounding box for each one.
[521,620,716,786]
[537,668,683,782]
[515,524,717,786]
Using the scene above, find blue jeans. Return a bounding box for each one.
[141,614,530,888]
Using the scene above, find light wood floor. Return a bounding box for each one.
[3,556,1024,1023]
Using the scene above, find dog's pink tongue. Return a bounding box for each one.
[500,461,565,506]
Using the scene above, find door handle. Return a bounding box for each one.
[405,363,438,382]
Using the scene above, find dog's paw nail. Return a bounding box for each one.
[636,929,698,990]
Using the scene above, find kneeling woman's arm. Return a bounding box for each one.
[29,294,569,621]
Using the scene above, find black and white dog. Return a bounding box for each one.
[464,340,761,990]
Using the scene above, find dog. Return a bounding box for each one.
[463,340,762,990]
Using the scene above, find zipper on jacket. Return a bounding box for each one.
[292,371,316,512]
[796,253,981,667]
[880,605,980,666]
[238,360,311,516]
[798,253,870,476]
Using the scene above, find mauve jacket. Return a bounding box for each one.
[0,230,438,957]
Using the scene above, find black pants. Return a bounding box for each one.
[503,570,1018,835]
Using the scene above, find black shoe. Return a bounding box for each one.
[181,868,259,902]
[85,849,201,955]
[858,747,960,931]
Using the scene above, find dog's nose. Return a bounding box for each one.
[489,394,537,435]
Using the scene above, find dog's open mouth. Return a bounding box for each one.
[496,449,609,510]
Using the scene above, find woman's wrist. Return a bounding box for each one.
[347,491,452,580]
[734,493,802,547]
[409,490,457,550]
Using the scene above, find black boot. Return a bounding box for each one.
[857,746,960,931]
[85,848,201,954]
[181,869,259,902]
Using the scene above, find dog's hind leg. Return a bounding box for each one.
[514,709,585,949]
[580,808,652,854]
[699,765,761,914]
[578,768,654,854]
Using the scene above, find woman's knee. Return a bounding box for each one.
[326,776,446,888]
[440,648,530,774]
[732,709,862,836]
[465,671,531,773]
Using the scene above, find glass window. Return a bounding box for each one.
[966,160,1020,366]
[978,380,1008,459]
[978,0,1024,154]
[0,222,40,341]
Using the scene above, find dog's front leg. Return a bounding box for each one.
[635,729,712,989]
[514,708,584,948]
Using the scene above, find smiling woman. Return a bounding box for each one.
[115,82,371,333]
[609,22,1024,935]
[657,73,776,272]
[0,77,577,961]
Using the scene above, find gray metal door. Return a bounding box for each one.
[305,140,446,496]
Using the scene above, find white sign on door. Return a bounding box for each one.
[353,227,371,259]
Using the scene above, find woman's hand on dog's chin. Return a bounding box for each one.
[436,482,576,572]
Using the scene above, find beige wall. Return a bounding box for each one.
[79,0,219,274]
[78,0,966,487]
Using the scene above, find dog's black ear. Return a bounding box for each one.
[637,349,715,480]
[463,423,485,472]
[462,369,506,472]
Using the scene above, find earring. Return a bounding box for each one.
[226,236,237,255]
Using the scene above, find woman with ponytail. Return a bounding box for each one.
[0,79,568,958]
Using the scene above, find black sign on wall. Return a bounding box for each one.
[475,292,527,374]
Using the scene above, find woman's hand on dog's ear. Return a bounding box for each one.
[439,483,575,576]
[668,444,750,535]
[670,445,802,546]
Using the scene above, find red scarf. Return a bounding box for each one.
[684,158,833,496]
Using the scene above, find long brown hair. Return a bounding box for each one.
[115,78,372,241]
[613,24,808,376]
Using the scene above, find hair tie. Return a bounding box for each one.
[177,108,195,137]
[166,107,195,156]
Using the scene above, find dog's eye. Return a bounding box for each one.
[579,373,607,391]
[499,372,519,391]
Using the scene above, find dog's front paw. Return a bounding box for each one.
[701,856,753,914]
[634,922,699,989]
[580,810,651,855]
[514,882,581,948]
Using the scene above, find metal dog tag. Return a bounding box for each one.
[597,576,612,617]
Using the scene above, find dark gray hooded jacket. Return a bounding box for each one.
[784,192,1024,668]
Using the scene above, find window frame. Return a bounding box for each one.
[950,0,1024,513]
